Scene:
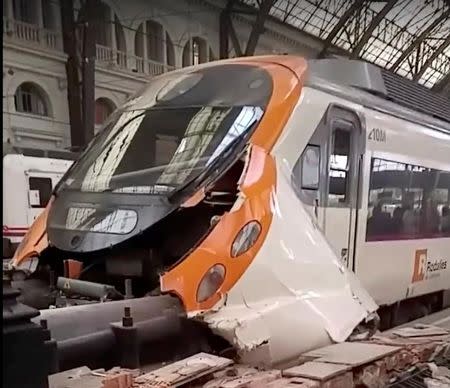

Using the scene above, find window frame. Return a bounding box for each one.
[300,144,321,191]
[326,120,355,208]
[28,176,53,209]
[14,83,49,117]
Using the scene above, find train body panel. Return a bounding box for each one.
[356,109,450,306]
[274,84,450,309]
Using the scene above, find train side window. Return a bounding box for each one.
[328,128,351,205]
[301,144,320,190]
[28,177,52,208]
[366,157,450,241]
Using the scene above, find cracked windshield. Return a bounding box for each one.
[63,105,263,195]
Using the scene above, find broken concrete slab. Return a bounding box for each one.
[49,366,104,388]
[371,333,450,347]
[302,342,401,367]
[205,370,281,388]
[134,353,233,387]
[283,361,351,381]
[101,372,133,388]
[391,325,449,338]
[266,377,320,388]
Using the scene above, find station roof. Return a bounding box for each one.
[242,0,450,94]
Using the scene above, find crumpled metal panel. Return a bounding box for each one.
[192,147,378,366]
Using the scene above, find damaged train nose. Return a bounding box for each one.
[7,55,379,368]
[162,145,378,367]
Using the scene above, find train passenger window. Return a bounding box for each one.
[329,128,350,205]
[28,177,52,208]
[366,157,450,241]
[300,145,320,190]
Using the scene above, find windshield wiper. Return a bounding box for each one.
[168,129,252,203]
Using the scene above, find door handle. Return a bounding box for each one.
[314,198,319,218]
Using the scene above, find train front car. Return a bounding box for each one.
[9,56,377,366]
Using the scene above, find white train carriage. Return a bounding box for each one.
[286,60,450,328]
[3,154,73,257]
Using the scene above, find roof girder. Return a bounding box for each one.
[318,0,368,58]
[413,34,450,81]
[389,8,450,72]
[350,0,398,59]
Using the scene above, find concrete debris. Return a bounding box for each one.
[283,362,351,380]
[49,366,96,388]
[102,372,134,388]
[134,353,233,387]
[48,323,450,388]
[424,362,450,388]
[301,342,401,367]
[204,370,281,387]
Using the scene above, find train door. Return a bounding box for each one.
[322,107,363,270]
[294,105,364,270]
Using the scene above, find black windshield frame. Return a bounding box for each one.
[47,63,273,253]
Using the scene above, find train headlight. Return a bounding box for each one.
[231,221,261,258]
[196,264,225,303]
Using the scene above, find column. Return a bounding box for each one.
[36,0,44,44]
[6,0,14,20]
[110,8,117,65]
[162,27,167,71]
[143,22,149,74]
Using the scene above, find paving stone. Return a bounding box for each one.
[267,377,321,388]
[302,342,401,367]
[283,362,351,381]
[391,325,449,338]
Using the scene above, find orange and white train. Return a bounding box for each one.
[9,56,450,365]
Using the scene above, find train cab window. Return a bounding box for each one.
[28,177,52,208]
[300,145,320,190]
[366,157,450,241]
[328,128,351,205]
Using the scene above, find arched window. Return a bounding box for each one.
[182,37,209,67]
[95,98,115,126]
[134,20,175,73]
[14,82,49,116]
[78,1,126,56]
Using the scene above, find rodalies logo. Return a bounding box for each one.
[412,249,447,283]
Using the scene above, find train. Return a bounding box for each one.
[2,154,73,258]
[7,55,450,366]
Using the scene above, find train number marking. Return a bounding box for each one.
[368,128,386,143]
